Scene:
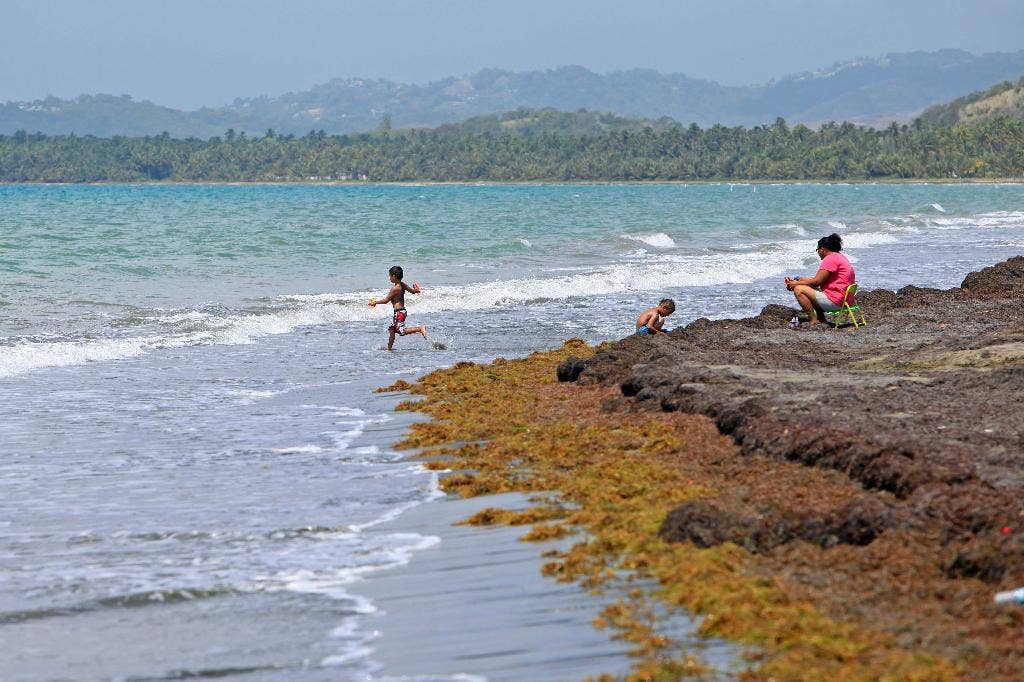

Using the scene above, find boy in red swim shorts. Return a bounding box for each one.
[369,265,427,350]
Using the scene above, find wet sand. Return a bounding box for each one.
[360,492,738,681]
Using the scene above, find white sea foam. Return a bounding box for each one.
[4,212,1001,379]
[932,203,946,212]
[332,407,367,417]
[320,646,374,667]
[929,210,1024,230]
[620,232,676,249]
[256,522,446,682]
[271,532,442,600]
[841,233,899,248]
[157,310,215,324]
[329,619,367,640]
[229,389,284,404]
[349,470,446,533]
[329,424,369,450]
[0,337,147,378]
[376,671,487,675]
[0,300,361,378]
[518,238,532,247]
[272,445,324,455]
[769,223,808,236]
[0,233,887,378]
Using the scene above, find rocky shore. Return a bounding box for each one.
[557,256,1024,677]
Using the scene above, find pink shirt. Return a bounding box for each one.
[819,252,855,305]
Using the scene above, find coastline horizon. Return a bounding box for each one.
[4,177,1024,187]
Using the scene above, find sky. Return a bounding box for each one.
[2,0,1023,110]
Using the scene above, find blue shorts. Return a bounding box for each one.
[636,325,652,335]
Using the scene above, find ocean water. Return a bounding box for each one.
[1,182,1023,679]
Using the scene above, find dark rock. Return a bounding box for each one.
[556,355,588,383]
[824,497,898,546]
[660,497,903,552]
[575,257,1024,584]
[855,288,897,307]
[961,255,1024,297]
[659,501,752,548]
[885,284,956,310]
[759,303,800,320]
[946,534,1024,583]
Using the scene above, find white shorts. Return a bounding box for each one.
[811,289,842,312]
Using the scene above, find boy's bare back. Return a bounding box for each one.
[388,282,406,309]
[636,306,662,330]
[635,298,675,335]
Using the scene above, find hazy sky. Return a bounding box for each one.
[3,0,1023,109]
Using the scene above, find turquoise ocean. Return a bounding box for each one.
[2,183,1023,679]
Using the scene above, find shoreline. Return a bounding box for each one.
[357,491,740,681]
[380,256,1024,679]
[3,178,1024,187]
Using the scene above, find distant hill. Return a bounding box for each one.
[156,67,739,137]
[919,76,1024,125]
[0,94,222,138]
[737,49,1024,125]
[433,107,679,136]
[5,49,1024,137]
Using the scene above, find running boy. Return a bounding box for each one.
[369,266,427,350]
[635,298,675,335]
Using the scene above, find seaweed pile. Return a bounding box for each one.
[559,256,1024,677]
[386,257,1024,679]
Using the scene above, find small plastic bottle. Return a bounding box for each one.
[994,587,1024,604]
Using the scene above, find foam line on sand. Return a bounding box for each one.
[355,492,740,681]
[354,493,631,681]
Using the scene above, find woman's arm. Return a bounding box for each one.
[788,268,830,289]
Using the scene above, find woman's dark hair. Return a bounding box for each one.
[389,265,404,280]
[817,233,843,252]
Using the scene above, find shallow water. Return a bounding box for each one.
[1,183,1023,679]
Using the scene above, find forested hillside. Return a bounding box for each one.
[920,77,1024,126]
[3,113,1021,182]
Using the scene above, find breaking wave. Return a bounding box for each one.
[4,210,1020,378]
[620,232,676,249]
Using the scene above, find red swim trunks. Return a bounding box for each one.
[388,308,408,334]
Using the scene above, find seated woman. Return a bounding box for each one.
[785,233,855,326]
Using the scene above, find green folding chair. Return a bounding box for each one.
[824,283,867,329]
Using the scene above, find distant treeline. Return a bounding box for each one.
[2,116,1023,182]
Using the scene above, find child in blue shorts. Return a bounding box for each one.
[635,298,675,335]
